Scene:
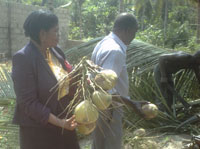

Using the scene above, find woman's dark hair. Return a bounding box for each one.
[23,10,58,44]
[113,13,138,32]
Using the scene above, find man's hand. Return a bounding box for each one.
[112,95,150,119]
[130,100,151,119]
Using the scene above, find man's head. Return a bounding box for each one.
[113,13,138,45]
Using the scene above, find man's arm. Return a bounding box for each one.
[112,95,150,118]
[158,52,192,83]
[100,49,125,77]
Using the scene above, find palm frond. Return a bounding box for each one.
[64,37,103,64]
[126,39,168,72]
[64,37,200,132]
[0,64,15,99]
[64,38,169,69]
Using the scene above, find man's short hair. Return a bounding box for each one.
[113,13,138,31]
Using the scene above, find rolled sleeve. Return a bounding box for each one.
[100,49,125,77]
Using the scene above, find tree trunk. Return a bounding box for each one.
[7,3,11,58]
[163,0,168,47]
[42,0,47,6]
[119,0,124,13]
[197,0,200,43]
[79,6,83,39]
[141,7,145,31]
[77,0,83,39]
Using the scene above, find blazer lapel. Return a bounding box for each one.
[50,47,67,71]
[31,43,57,81]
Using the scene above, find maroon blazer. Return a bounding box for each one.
[12,41,73,127]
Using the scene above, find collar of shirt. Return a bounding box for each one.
[108,32,127,54]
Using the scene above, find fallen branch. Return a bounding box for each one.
[174,99,200,109]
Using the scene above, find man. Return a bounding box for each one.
[154,51,200,111]
[91,13,138,149]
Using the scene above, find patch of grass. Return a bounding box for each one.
[0,100,19,149]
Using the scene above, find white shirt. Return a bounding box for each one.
[91,32,129,97]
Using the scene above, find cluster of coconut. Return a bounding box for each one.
[64,58,158,135]
[74,69,118,135]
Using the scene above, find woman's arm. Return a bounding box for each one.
[12,52,51,125]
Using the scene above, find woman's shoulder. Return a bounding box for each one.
[14,42,35,56]
[12,42,37,63]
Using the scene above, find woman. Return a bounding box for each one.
[12,10,80,149]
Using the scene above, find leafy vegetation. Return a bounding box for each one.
[14,0,200,50]
[64,37,200,131]
[2,0,200,148]
[0,63,19,149]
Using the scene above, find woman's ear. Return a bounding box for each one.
[39,30,47,45]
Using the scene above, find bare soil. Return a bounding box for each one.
[79,133,192,149]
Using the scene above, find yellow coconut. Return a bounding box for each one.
[92,90,112,110]
[77,122,96,135]
[94,69,117,90]
[74,100,99,124]
[142,103,158,119]
[133,128,146,137]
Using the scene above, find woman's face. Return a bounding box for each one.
[42,25,59,48]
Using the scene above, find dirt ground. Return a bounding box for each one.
[124,133,192,149]
[79,133,193,149]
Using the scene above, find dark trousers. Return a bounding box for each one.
[20,126,80,149]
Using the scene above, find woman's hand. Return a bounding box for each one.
[48,113,77,130]
[60,115,77,131]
